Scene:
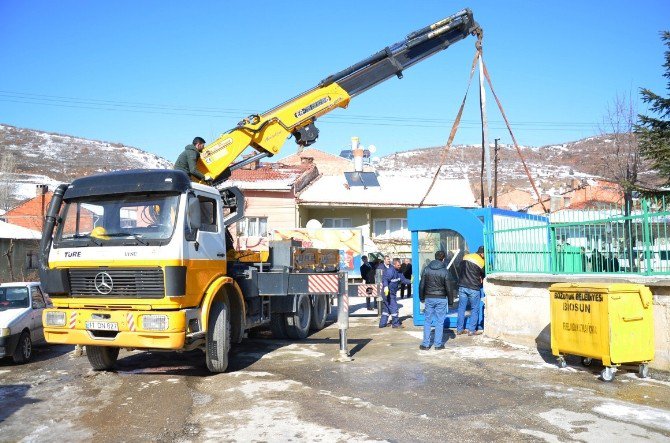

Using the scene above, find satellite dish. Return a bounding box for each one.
[306,219,322,229]
[368,144,377,153]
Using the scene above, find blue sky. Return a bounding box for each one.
[1,1,668,163]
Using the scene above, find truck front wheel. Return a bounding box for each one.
[206,298,231,373]
[87,346,119,370]
[285,294,312,340]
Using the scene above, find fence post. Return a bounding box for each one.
[642,199,653,276]
[549,226,558,274]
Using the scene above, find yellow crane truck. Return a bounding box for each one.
[39,9,481,372]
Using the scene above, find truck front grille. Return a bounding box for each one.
[68,268,165,298]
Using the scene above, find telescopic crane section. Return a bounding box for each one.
[198,8,481,184]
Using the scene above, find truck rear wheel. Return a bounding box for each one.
[206,298,231,373]
[309,294,328,331]
[270,312,288,339]
[285,293,312,340]
[87,345,119,370]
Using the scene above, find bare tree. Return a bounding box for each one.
[597,93,650,267]
[597,93,648,195]
[0,152,17,212]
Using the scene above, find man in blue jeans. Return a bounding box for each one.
[418,251,451,350]
[456,246,486,336]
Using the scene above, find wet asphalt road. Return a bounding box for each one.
[2,298,670,442]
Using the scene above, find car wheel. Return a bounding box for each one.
[12,331,32,364]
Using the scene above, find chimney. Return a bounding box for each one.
[37,184,48,231]
[300,156,314,166]
[241,153,260,170]
[352,136,364,172]
[36,184,48,197]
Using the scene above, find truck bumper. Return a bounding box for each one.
[43,308,187,350]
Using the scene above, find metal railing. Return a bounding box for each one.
[484,197,670,276]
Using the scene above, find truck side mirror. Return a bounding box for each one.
[185,194,201,242]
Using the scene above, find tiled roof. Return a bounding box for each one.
[3,191,53,231]
[227,164,315,190]
[278,148,372,175]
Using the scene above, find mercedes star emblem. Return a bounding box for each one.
[94,272,114,295]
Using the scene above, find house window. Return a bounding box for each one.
[373,218,408,237]
[26,251,38,270]
[323,218,352,228]
[238,217,268,236]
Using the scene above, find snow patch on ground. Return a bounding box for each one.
[260,343,325,360]
[317,390,404,416]
[593,402,670,432]
[199,400,385,442]
[536,408,667,441]
[227,370,274,378]
[225,379,306,399]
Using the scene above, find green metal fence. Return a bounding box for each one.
[484,197,670,276]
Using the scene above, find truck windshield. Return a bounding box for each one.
[0,287,29,310]
[55,193,180,247]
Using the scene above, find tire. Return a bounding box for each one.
[309,294,328,331]
[557,357,567,369]
[601,367,615,382]
[270,312,288,339]
[581,357,593,367]
[285,293,312,340]
[638,364,649,379]
[86,346,119,371]
[206,298,231,373]
[12,331,32,364]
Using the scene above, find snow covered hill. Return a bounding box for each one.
[0,124,172,205]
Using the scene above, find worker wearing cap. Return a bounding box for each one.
[174,136,212,183]
[456,245,486,336]
[379,258,411,329]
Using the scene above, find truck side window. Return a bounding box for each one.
[198,197,218,233]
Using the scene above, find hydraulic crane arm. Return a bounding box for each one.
[199,8,482,184]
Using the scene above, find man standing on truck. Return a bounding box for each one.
[380,258,411,329]
[456,246,486,336]
[174,136,211,182]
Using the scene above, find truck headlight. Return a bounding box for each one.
[0,328,10,337]
[141,315,168,331]
[45,311,67,327]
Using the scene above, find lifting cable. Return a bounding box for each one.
[418,45,481,207]
[480,58,548,213]
[418,40,549,214]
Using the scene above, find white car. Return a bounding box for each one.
[0,282,50,363]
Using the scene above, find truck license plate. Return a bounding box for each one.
[85,321,119,331]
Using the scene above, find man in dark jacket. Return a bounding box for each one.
[175,137,210,182]
[399,258,413,299]
[359,255,374,310]
[379,258,410,328]
[456,246,486,336]
[418,250,451,350]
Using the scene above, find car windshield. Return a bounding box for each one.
[0,287,30,310]
[55,193,180,247]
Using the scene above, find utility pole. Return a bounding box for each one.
[494,138,500,208]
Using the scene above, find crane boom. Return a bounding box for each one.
[199,8,482,184]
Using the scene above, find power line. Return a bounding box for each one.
[0,89,601,131]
